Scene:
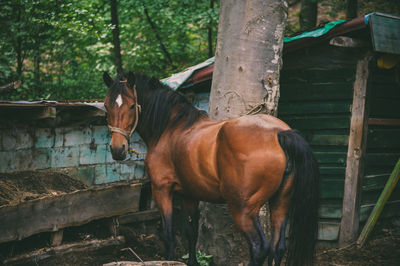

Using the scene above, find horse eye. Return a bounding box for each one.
[130,103,136,110]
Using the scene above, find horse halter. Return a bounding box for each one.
[107,84,142,141]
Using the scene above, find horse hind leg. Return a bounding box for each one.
[230,207,270,266]
[268,175,293,266]
[182,198,200,266]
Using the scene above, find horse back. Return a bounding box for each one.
[166,114,289,203]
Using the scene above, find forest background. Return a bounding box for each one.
[0,0,399,101]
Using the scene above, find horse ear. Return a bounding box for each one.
[103,72,113,88]
[127,71,136,89]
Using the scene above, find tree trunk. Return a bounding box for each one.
[199,0,287,265]
[16,8,23,77]
[300,0,317,31]
[346,0,358,19]
[34,39,41,89]
[110,0,123,74]
[208,0,214,58]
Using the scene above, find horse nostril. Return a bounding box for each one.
[122,144,125,151]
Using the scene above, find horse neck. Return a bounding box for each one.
[136,101,184,148]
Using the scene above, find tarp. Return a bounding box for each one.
[283,20,347,43]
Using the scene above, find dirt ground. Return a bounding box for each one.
[2,218,396,266]
[0,170,87,207]
[315,225,400,266]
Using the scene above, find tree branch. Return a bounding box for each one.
[110,0,123,73]
[0,80,21,93]
[143,6,173,64]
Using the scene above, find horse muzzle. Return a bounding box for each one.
[110,144,127,161]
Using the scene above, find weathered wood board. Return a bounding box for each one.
[104,261,186,266]
[3,236,125,265]
[0,182,141,244]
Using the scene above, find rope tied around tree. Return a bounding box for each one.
[244,77,277,116]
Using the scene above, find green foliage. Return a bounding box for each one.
[2,0,398,101]
[182,251,213,266]
[0,0,219,101]
[285,0,400,37]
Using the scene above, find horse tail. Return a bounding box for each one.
[277,129,320,266]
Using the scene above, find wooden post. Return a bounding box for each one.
[339,54,372,245]
[109,216,119,238]
[50,230,64,246]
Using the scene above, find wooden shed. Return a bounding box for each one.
[165,12,400,245]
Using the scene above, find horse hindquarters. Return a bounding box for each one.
[277,130,320,266]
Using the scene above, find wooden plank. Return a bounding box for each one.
[119,209,160,224]
[0,183,141,244]
[319,204,342,219]
[279,101,352,115]
[362,174,390,191]
[368,118,400,126]
[319,166,346,176]
[309,134,349,146]
[362,186,400,204]
[281,68,355,84]
[371,84,400,99]
[312,145,349,153]
[318,221,340,241]
[280,83,354,102]
[321,179,344,199]
[339,54,372,245]
[104,261,185,266]
[367,129,400,149]
[366,153,400,167]
[283,43,365,70]
[314,152,347,165]
[283,116,351,130]
[3,236,125,265]
[357,159,400,246]
[370,99,400,119]
[360,200,400,222]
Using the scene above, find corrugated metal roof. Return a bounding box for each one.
[0,100,106,111]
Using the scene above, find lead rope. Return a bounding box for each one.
[108,85,142,141]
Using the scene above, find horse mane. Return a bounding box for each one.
[133,72,208,142]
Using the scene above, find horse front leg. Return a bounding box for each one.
[151,183,174,260]
[183,198,200,266]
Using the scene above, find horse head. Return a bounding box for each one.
[103,71,140,161]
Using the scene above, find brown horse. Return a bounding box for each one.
[103,71,320,266]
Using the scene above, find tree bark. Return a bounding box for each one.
[199,0,287,265]
[346,0,358,19]
[110,0,123,74]
[300,0,317,31]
